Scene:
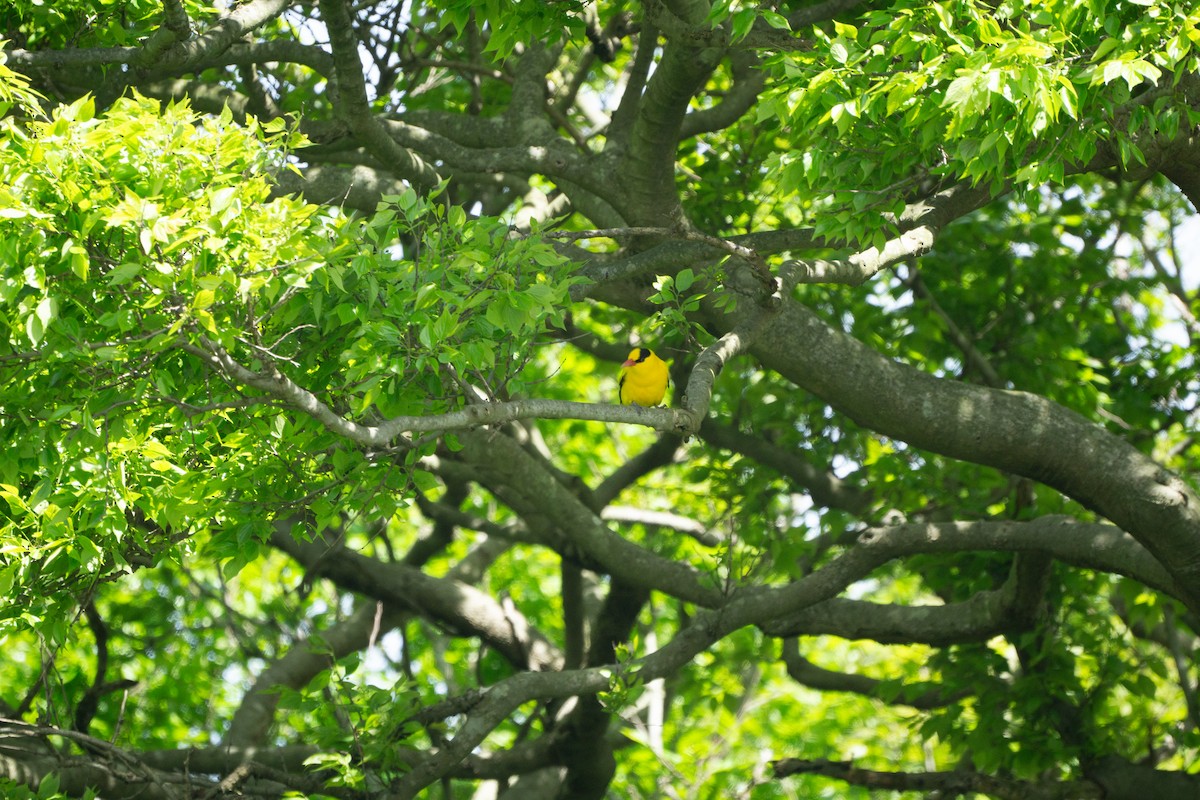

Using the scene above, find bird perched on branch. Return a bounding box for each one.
[619,347,669,407]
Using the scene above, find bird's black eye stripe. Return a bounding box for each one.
[638,347,650,362]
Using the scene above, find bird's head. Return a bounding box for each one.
[624,347,652,367]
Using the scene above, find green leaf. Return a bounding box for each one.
[193,289,216,310]
[675,268,696,292]
[731,8,756,42]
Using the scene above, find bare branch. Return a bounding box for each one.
[269,527,563,673]
[719,281,1200,613]
[771,758,1102,800]
[783,183,994,286]
[318,0,442,188]
[179,336,700,449]
[780,638,968,710]
[681,323,760,423]
[453,429,724,607]
[601,506,721,546]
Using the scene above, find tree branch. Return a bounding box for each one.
[782,182,995,286]
[680,51,766,139]
[317,0,442,188]
[697,420,873,514]
[269,527,562,673]
[452,429,724,607]
[780,638,968,710]
[179,336,700,447]
[601,506,721,547]
[714,289,1200,613]
[680,322,760,423]
[771,758,1102,800]
[623,21,722,226]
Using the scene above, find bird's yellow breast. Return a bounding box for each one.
[619,349,668,407]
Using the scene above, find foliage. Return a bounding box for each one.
[756,0,1200,246]
[1,1,1199,799]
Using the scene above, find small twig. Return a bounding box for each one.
[906,267,1003,387]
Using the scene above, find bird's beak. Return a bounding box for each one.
[622,359,635,367]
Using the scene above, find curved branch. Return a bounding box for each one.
[747,516,1180,643]
[764,588,1016,646]
[453,429,724,607]
[680,321,760,423]
[713,292,1200,612]
[679,51,766,139]
[861,518,1179,597]
[318,0,442,188]
[607,20,658,147]
[381,513,1165,795]
[782,182,995,286]
[225,599,401,747]
[269,528,563,673]
[623,28,722,225]
[781,638,969,710]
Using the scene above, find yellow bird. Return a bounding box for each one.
[619,347,669,407]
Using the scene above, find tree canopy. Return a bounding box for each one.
[2,1,1200,798]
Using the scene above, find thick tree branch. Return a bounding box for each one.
[318,0,441,188]
[554,579,648,798]
[269,528,562,673]
[623,25,722,226]
[452,430,724,607]
[679,51,766,139]
[607,19,658,146]
[378,512,1175,796]
[1086,755,1200,800]
[712,295,1200,612]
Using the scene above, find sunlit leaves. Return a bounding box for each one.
[434,0,585,59]
[758,0,1200,245]
[0,41,44,117]
[304,186,583,415]
[0,2,1197,797]
[0,93,582,645]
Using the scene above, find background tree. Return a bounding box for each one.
[2,1,1200,798]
